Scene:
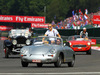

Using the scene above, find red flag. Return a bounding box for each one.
[79,9,83,15]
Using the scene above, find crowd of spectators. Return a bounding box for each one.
[51,9,100,29]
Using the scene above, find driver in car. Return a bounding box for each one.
[56,39,61,45]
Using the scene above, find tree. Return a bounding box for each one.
[0,0,100,23]
[0,0,9,15]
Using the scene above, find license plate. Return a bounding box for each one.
[32,60,41,63]
[17,44,26,47]
[78,47,81,49]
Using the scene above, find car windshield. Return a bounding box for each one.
[68,35,89,41]
[33,36,62,45]
[10,29,29,36]
[68,35,80,41]
[9,29,30,38]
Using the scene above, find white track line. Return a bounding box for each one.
[1,72,100,75]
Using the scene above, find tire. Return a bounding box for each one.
[37,63,43,67]
[68,56,75,67]
[21,61,29,67]
[86,49,91,55]
[5,48,9,58]
[54,55,62,67]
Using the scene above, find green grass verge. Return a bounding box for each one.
[91,44,100,47]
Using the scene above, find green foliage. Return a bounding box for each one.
[0,0,100,22]
[92,44,100,47]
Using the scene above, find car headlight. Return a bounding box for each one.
[22,33,24,36]
[50,49,56,54]
[69,42,72,46]
[26,39,30,45]
[87,42,91,45]
[25,33,28,38]
[12,40,17,45]
[21,49,28,54]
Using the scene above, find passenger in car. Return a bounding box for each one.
[44,24,61,44]
[44,24,61,38]
[80,27,88,38]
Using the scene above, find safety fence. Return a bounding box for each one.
[32,28,100,37]
[0,28,100,43]
[32,28,100,44]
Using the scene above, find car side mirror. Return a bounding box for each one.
[63,43,66,46]
[64,42,70,47]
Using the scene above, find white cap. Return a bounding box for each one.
[83,27,86,30]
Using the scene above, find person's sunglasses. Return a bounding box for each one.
[48,26,52,28]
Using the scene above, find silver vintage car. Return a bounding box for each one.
[20,36,75,67]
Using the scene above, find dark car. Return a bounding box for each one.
[3,29,33,58]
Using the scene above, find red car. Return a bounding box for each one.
[67,35,91,55]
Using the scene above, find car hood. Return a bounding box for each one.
[69,40,89,45]
[29,45,53,55]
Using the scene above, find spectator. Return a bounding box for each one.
[51,9,100,29]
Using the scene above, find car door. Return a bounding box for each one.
[67,46,74,61]
[62,45,71,62]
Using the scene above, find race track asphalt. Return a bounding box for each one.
[0,40,100,75]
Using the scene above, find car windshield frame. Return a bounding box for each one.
[67,35,80,41]
[33,36,63,46]
[68,35,89,41]
[9,29,30,38]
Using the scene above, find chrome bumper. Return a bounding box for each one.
[21,54,58,63]
[12,48,21,53]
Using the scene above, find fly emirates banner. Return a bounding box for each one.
[0,15,45,23]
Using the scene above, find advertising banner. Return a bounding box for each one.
[0,15,45,23]
[31,23,48,28]
[93,15,100,24]
[90,39,96,45]
[0,37,7,40]
[0,26,13,31]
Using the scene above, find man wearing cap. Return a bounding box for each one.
[80,27,88,38]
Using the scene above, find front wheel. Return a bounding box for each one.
[21,61,29,67]
[54,55,62,67]
[68,56,75,67]
[86,49,91,55]
[5,48,9,58]
[37,63,43,67]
